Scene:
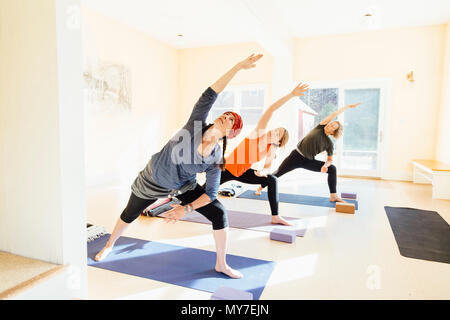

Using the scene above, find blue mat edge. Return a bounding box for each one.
[87,234,276,300]
[238,190,359,210]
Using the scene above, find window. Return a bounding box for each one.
[299,88,338,139]
[208,85,267,139]
[298,88,339,159]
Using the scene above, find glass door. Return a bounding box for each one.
[337,88,382,177]
[298,80,389,178]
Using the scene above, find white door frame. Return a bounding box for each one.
[299,79,392,178]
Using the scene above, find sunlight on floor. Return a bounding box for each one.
[268,254,319,285]
[302,216,329,229]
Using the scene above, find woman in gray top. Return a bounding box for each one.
[94,54,263,279]
[256,102,361,203]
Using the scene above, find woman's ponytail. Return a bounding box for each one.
[219,136,227,171]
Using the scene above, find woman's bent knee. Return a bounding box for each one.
[209,202,229,230]
[267,174,278,185]
[120,211,138,224]
[328,165,337,174]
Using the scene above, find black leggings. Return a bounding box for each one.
[261,149,337,194]
[120,184,228,230]
[220,169,279,215]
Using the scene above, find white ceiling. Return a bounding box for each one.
[82,0,450,49]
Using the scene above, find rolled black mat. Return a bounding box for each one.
[385,206,450,264]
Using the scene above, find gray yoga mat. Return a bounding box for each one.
[238,190,359,210]
[160,210,307,237]
[385,206,450,264]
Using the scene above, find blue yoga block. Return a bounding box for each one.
[341,192,357,199]
[211,286,253,300]
[270,228,296,243]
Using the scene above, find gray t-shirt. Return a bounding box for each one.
[131,87,222,201]
[297,124,334,160]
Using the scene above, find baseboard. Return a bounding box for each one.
[338,175,381,180]
[338,171,413,182]
[381,171,413,182]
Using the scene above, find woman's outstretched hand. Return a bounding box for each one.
[291,82,310,97]
[348,102,362,108]
[237,54,263,70]
[164,204,186,224]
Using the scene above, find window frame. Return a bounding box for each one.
[208,83,270,128]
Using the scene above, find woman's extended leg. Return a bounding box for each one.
[94,193,157,261]
[219,169,236,185]
[256,150,344,202]
[232,169,291,226]
[291,157,344,202]
[322,164,344,202]
[256,149,304,195]
[212,227,243,279]
[177,185,242,279]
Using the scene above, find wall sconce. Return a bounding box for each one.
[407,71,415,83]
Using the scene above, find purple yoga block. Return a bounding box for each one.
[270,228,296,243]
[341,192,357,199]
[210,287,253,300]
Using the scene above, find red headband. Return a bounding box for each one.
[226,111,243,139]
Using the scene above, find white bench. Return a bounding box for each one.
[412,160,450,200]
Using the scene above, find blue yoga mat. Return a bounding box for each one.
[238,190,358,210]
[87,235,275,300]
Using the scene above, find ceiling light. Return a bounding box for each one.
[362,5,381,30]
[175,34,185,48]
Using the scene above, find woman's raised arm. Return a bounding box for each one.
[319,102,362,125]
[187,54,263,124]
[210,54,263,94]
[253,82,309,136]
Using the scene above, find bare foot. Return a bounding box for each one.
[215,264,243,279]
[95,246,113,262]
[330,195,346,203]
[255,186,263,196]
[271,215,292,226]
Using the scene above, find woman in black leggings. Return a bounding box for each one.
[219,83,310,225]
[256,102,361,202]
[94,54,263,279]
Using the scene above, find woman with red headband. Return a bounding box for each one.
[94,54,262,279]
[218,83,309,226]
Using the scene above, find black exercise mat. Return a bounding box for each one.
[385,206,450,264]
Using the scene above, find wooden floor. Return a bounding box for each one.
[0,252,60,299]
[86,170,450,300]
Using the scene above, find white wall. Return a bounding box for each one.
[81,7,179,188]
[436,23,450,164]
[0,0,87,298]
[55,0,87,298]
[294,25,446,180]
[0,0,62,263]
[270,41,297,168]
